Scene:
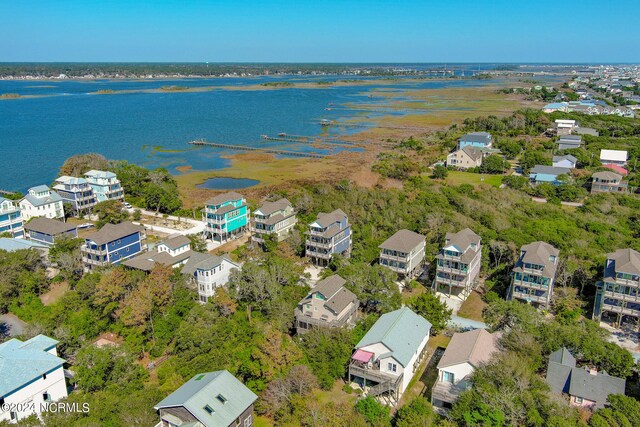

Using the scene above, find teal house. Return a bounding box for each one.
[203,192,249,242]
[154,370,258,427]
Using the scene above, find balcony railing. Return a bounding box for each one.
[435,275,467,286]
[432,381,467,404]
[601,303,640,317]
[511,279,550,291]
[305,240,332,249]
[604,291,640,303]
[295,305,357,330]
[349,363,402,387]
[437,264,468,274]
[512,290,548,304]
[306,248,332,259]
[81,246,106,256]
[380,253,409,262]
[611,277,640,288]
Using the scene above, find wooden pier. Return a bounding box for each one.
[261,134,358,146]
[188,140,326,158]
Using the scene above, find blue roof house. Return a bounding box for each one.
[348,307,431,405]
[0,335,68,423]
[458,132,493,149]
[154,370,258,427]
[529,165,572,186]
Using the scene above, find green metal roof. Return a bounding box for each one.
[155,370,257,427]
[356,306,431,367]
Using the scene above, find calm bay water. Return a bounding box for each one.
[0,75,492,192]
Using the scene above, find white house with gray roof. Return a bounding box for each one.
[154,370,257,427]
[508,241,559,307]
[552,155,577,169]
[0,198,24,239]
[295,274,359,334]
[379,229,426,279]
[546,347,625,410]
[84,170,124,203]
[18,185,64,221]
[433,228,482,300]
[251,198,297,244]
[349,307,431,406]
[182,253,240,304]
[594,248,640,323]
[305,209,352,265]
[0,335,68,423]
[431,329,499,413]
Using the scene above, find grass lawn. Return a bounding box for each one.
[401,282,427,304]
[40,281,69,306]
[456,290,487,322]
[444,171,503,188]
[254,416,275,427]
[314,379,359,406]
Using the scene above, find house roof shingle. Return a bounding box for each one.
[24,217,76,236]
[84,222,145,245]
[379,229,425,253]
[205,192,244,207]
[254,198,292,216]
[437,329,499,369]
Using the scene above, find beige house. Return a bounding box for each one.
[295,275,359,334]
[433,228,482,300]
[591,171,628,194]
[251,198,297,243]
[446,146,484,170]
[378,229,426,279]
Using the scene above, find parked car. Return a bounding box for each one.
[123,202,132,209]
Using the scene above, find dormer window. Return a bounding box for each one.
[216,394,227,404]
[204,404,215,415]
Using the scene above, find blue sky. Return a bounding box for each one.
[1,0,638,63]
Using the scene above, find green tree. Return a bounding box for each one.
[300,328,354,389]
[93,199,129,228]
[355,396,391,427]
[336,263,401,313]
[432,165,448,179]
[408,292,452,334]
[479,154,509,174]
[394,396,437,427]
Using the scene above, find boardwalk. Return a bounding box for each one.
[188,140,326,158]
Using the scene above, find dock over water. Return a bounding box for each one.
[188,140,327,158]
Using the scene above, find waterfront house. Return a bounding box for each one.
[294,274,359,334]
[18,185,64,221]
[182,252,240,303]
[552,155,577,169]
[546,348,625,410]
[378,229,426,279]
[508,241,559,307]
[53,176,97,215]
[591,171,628,194]
[81,222,146,271]
[0,198,24,238]
[599,149,628,166]
[251,198,297,244]
[593,248,640,324]
[556,135,583,150]
[349,307,431,406]
[554,119,577,135]
[431,329,499,413]
[123,234,193,271]
[202,192,249,242]
[529,165,571,186]
[433,228,482,300]
[154,370,258,427]
[305,209,352,265]
[446,146,485,170]
[457,132,492,149]
[0,335,68,423]
[24,217,77,246]
[84,170,125,203]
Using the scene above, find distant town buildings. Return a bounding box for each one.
[552,155,577,169]
[378,229,426,279]
[433,228,482,300]
[305,209,352,265]
[0,335,68,423]
[251,198,297,244]
[202,192,249,242]
[446,146,485,170]
[508,241,559,307]
[529,165,571,186]
[556,135,583,151]
[18,185,64,221]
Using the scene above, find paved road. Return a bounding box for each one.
[127,208,206,236]
[531,197,583,207]
[0,313,27,337]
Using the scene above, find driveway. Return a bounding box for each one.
[0,313,27,337]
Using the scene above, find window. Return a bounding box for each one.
[443,371,454,383]
[126,247,130,252]
[244,415,253,427]
[43,392,51,402]
[203,404,215,415]
[387,362,397,373]
[117,239,121,244]
[575,396,583,404]
[235,417,241,426]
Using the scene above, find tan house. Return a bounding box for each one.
[251,198,297,243]
[378,229,426,279]
[295,275,359,334]
[433,228,482,300]
[591,171,628,194]
[446,146,484,170]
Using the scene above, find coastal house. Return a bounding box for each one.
[433,228,482,300]
[53,176,97,215]
[508,241,559,307]
[554,119,577,135]
[251,198,297,244]
[294,274,358,334]
[431,329,500,413]
[591,171,628,194]
[154,370,258,427]
[593,248,640,324]
[24,217,77,246]
[556,135,584,150]
[599,149,628,166]
[202,192,249,242]
[123,234,193,271]
[0,198,24,238]
[305,209,352,265]
[84,170,125,203]
[552,155,577,169]
[378,229,426,279]
[182,252,240,303]
[18,185,64,221]
[446,146,485,170]
[529,165,571,186]
[543,102,569,113]
[349,307,431,406]
[81,222,146,271]
[0,335,68,423]
[457,132,492,149]
[546,348,625,410]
